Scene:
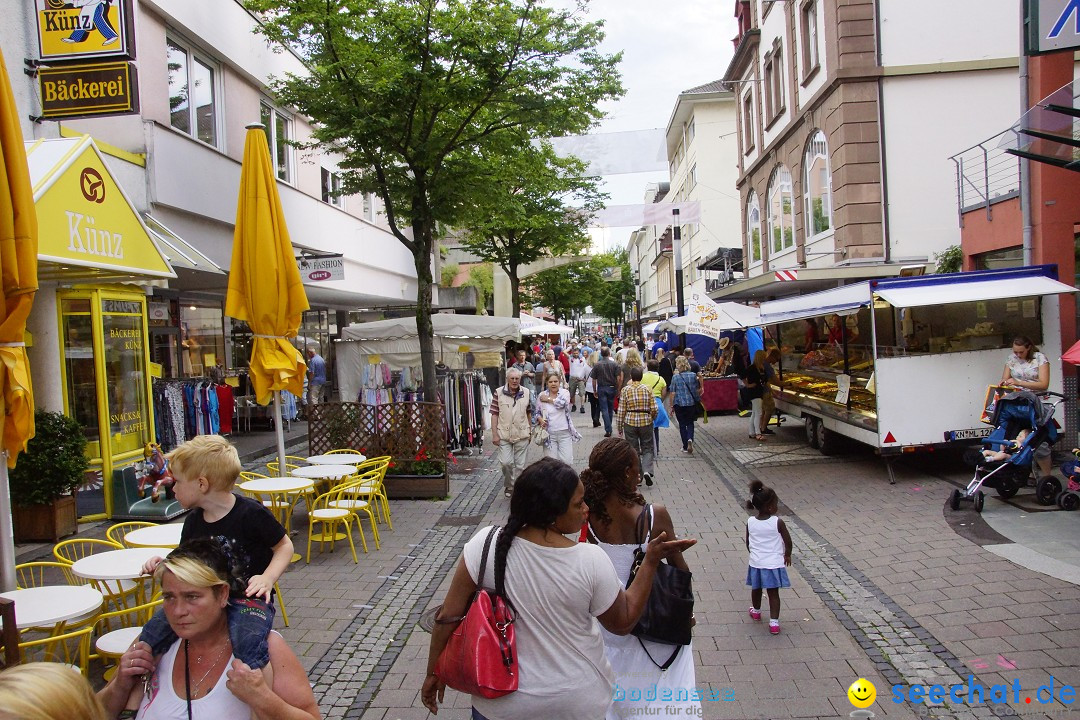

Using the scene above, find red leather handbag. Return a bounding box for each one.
[435,527,518,698]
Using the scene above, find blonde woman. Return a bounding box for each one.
[669,356,701,453]
[622,348,644,373]
[0,663,105,720]
[541,349,566,389]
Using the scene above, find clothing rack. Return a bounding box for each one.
[152,377,235,451]
[440,369,489,452]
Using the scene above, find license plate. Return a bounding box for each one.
[948,427,992,441]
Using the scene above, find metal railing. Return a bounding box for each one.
[948,131,1021,227]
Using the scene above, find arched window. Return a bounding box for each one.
[767,166,794,255]
[804,130,833,239]
[746,192,762,266]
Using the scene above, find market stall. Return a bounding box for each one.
[758,265,1075,480]
[700,375,739,412]
[335,314,520,402]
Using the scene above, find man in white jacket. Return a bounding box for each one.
[568,347,589,414]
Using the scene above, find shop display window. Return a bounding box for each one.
[102,307,151,455]
[873,297,1042,357]
[181,302,225,377]
[61,299,100,459]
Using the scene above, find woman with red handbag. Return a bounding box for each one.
[422,457,695,720]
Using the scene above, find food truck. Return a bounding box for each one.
[759,265,1075,482]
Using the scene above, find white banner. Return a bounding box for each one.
[549,128,667,176]
[590,201,702,228]
[685,292,724,340]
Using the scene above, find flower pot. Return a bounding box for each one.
[385,473,448,499]
[12,494,78,543]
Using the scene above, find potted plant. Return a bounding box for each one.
[385,446,451,499]
[10,410,90,542]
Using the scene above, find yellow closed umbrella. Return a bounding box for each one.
[0,47,38,591]
[225,125,309,470]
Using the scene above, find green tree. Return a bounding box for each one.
[522,260,597,323]
[247,0,622,400]
[588,250,634,328]
[934,245,963,273]
[457,140,603,317]
[463,263,494,313]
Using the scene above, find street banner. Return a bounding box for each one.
[685,292,723,340]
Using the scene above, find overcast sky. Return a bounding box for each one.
[567,0,740,249]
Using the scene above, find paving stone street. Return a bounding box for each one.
[228,408,1079,720]
[23,411,1080,720]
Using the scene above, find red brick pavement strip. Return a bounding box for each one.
[694,412,1080,720]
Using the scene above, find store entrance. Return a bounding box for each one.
[59,288,172,520]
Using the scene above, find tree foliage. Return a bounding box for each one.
[457,140,604,316]
[247,0,622,398]
[522,249,633,327]
[934,245,963,274]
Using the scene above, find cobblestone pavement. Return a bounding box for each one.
[37,409,1080,720]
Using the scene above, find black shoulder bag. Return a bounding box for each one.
[625,505,695,670]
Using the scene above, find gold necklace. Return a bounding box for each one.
[185,637,231,700]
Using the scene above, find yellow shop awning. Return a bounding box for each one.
[25,136,176,282]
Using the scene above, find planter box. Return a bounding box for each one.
[385,473,448,499]
[12,495,78,542]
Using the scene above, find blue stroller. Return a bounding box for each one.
[950,390,1063,513]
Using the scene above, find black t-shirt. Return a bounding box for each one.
[743,365,766,400]
[181,494,286,586]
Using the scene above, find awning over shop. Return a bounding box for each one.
[710,262,926,303]
[144,215,223,274]
[25,136,176,282]
[1000,80,1080,172]
[340,314,520,342]
[757,283,871,326]
[870,265,1076,308]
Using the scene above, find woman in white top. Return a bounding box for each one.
[535,375,582,464]
[422,458,695,720]
[999,335,1052,474]
[581,438,699,720]
[99,540,320,720]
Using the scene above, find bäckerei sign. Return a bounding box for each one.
[38,62,138,119]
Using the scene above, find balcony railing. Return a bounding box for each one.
[948,131,1020,226]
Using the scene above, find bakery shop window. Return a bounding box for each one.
[874,297,1042,357]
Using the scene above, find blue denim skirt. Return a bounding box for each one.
[746,565,791,589]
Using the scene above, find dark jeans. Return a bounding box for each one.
[472,709,492,720]
[587,391,601,425]
[653,425,660,453]
[139,596,276,669]
[674,404,697,450]
[598,385,617,433]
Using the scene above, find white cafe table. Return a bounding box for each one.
[70,547,167,583]
[0,585,103,630]
[238,476,315,530]
[306,454,365,466]
[123,523,184,549]
[291,464,356,485]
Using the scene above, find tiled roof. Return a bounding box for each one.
[682,79,728,94]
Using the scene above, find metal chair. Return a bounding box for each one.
[53,539,139,622]
[106,521,156,547]
[15,561,77,589]
[306,485,361,563]
[329,470,382,551]
[18,624,96,676]
[92,595,162,678]
[351,457,393,528]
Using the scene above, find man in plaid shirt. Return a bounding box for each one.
[617,365,658,486]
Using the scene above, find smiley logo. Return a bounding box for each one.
[847,678,876,708]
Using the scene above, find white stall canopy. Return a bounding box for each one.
[870,274,1077,308]
[336,314,520,403]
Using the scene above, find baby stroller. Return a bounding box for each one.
[950,389,1063,513]
[1054,453,1080,511]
